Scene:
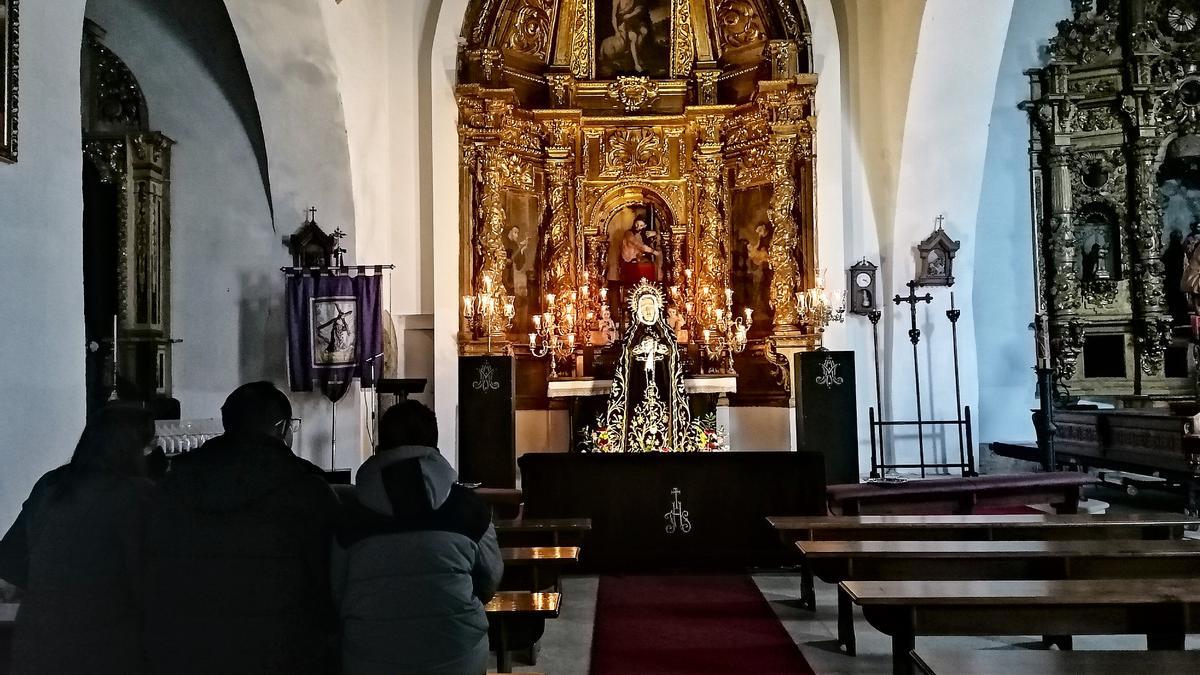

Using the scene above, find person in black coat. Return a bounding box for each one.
[0,403,157,675]
[142,382,339,675]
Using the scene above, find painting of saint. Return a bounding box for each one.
[596,0,671,79]
[311,297,357,367]
[730,188,774,334]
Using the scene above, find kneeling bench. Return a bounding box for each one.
[486,591,560,673]
[826,472,1098,516]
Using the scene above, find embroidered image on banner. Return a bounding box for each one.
[311,296,357,367]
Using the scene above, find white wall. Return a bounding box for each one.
[0,0,90,528]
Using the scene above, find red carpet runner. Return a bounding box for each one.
[589,575,816,675]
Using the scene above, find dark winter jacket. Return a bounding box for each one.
[332,445,504,675]
[142,432,340,675]
[0,466,155,675]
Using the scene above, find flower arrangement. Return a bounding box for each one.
[577,413,728,452]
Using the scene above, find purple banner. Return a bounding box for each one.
[286,273,382,402]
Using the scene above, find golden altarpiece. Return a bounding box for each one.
[456,0,821,417]
[1025,0,1200,401]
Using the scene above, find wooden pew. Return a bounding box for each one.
[494,517,592,547]
[500,546,580,592]
[478,488,524,520]
[799,538,1200,655]
[767,512,1199,610]
[843,578,1200,675]
[911,649,1200,675]
[825,473,1098,516]
[485,591,560,674]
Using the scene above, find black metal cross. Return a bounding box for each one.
[894,280,932,346]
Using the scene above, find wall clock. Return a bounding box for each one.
[848,259,878,315]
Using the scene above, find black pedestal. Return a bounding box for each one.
[795,350,859,485]
[458,355,516,488]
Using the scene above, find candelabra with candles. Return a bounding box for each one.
[462,273,515,354]
[699,286,753,374]
[530,292,578,377]
[797,273,846,333]
[575,270,612,345]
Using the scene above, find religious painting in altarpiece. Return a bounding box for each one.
[456,0,820,411]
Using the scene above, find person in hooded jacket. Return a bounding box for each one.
[142,381,340,675]
[0,403,156,675]
[332,400,503,675]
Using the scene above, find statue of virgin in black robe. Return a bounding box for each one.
[598,281,691,452]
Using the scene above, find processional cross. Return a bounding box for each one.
[893,279,934,470]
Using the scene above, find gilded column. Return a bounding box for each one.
[768,133,800,331]
[477,145,509,317]
[542,125,579,305]
[692,115,727,324]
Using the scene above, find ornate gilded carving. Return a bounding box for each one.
[1080,279,1119,307]
[1047,215,1081,312]
[545,72,575,107]
[476,146,510,295]
[498,150,536,191]
[717,0,765,49]
[1074,103,1119,132]
[1048,3,1119,64]
[602,127,667,177]
[768,134,800,330]
[672,0,696,78]
[544,158,576,301]
[505,0,554,58]
[1051,318,1085,381]
[570,0,593,78]
[724,106,769,147]
[733,144,771,188]
[607,76,660,112]
[694,151,728,311]
[480,49,504,83]
[773,0,803,40]
[1136,317,1173,376]
[471,0,501,45]
[695,69,720,106]
[766,41,796,79]
[542,117,579,150]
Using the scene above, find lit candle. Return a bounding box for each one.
[543,312,553,327]
[581,284,589,297]
[462,296,473,317]
[600,287,608,301]
[703,329,711,342]
[685,268,693,281]
[582,270,589,284]
[685,301,694,314]
[716,308,724,321]
[669,285,679,297]
[567,333,575,347]
[546,293,556,306]
[529,333,537,346]
[533,314,542,329]
[744,307,753,322]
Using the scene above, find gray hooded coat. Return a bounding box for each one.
[332,446,503,675]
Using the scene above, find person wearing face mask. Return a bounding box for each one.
[142,381,340,675]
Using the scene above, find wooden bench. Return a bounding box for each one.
[494,517,592,547]
[767,512,1199,610]
[477,488,524,520]
[911,649,1200,675]
[800,538,1200,655]
[500,546,580,592]
[485,591,560,673]
[843,578,1200,675]
[826,472,1099,516]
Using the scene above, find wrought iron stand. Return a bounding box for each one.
[868,281,976,478]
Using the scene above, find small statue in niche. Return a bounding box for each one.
[1182,221,1200,313]
[597,304,619,346]
[666,305,688,343]
[1082,241,1111,282]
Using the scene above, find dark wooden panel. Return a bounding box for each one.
[459,355,516,488]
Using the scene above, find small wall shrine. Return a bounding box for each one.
[1025,0,1200,398]
[456,0,823,416]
